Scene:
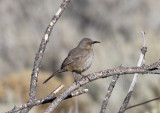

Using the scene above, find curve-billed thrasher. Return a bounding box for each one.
[43,38,100,84]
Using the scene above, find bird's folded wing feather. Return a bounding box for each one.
[61,48,82,69]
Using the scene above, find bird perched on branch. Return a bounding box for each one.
[43,38,100,84]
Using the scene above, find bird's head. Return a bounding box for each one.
[78,38,100,49]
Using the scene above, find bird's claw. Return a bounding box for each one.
[81,74,91,81]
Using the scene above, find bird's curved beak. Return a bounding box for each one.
[91,41,100,44]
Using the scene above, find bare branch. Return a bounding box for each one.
[5,60,160,113]
[75,95,79,113]
[100,74,119,113]
[118,31,147,113]
[5,87,89,113]
[6,85,64,113]
[43,85,65,102]
[29,0,71,101]
[20,0,72,113]
[43,58,160,113]
[70,89,89,97]
[141,31,146,47]
[42,89,89,104]
[126,96,160,110]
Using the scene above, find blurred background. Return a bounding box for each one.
[1,0,160,113]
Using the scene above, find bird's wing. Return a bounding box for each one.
[61,48,82,69]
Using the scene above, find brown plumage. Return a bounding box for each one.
[43,38,100,84]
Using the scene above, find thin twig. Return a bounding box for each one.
[126,96,160,110]
[118,31,147,113]
[70,89,89,98]
[68,106,73,113]
[42,89,89,104]
[20,0,72,113]
[75,96,79,113]
[100,74,119,113]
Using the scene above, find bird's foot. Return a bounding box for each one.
[73,78,78,85]
[80,74,91,81]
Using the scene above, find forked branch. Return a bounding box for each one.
[118,31,147,113]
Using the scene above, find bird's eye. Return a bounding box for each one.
[86,42,89,45]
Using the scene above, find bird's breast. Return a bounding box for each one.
[85,52,94,68]
[79,50,94,72]
[71,49,94,74]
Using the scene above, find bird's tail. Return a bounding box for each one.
[43,70,64,84]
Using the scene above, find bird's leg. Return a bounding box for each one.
[79,73,85,77]
[72,72,78,83]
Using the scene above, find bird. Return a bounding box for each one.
[43,38,100,84]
